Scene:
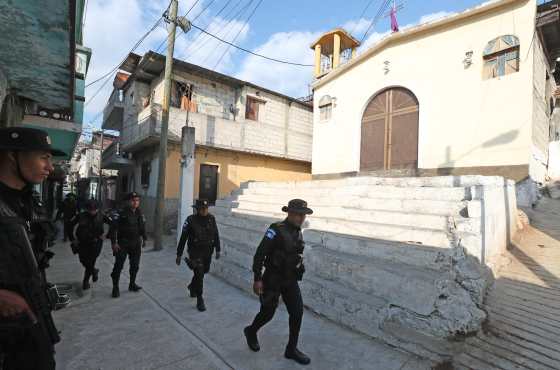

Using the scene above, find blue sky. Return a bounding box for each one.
[83,0,490,131]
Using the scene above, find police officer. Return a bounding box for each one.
[108,192,147,298]
[176,199,221,312]
[243,199,313,366]
[69,199,111,290]
[0,127,64,370]
[56,192,78,241]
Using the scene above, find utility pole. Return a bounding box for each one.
[97,129,104,202]
[154,0,179,251]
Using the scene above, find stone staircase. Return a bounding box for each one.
[210,175,517,362]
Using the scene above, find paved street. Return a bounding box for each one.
[49,234,430,370]
[454,198,560,370]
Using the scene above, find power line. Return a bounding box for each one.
[203,0,256,65]
[350,0,377,36]
[360,0,392,43]
[182,0,238,58]
[189,22,313,67]
[212,0,262,69]
[86,16,163,88]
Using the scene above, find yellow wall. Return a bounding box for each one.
[165,149,182,198]
[164,146,311,199]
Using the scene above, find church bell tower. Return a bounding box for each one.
[310,29,361,79]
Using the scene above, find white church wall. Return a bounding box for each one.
[312,0,537,177]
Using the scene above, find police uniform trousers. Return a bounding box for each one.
[63,218,73,241]
[111,240,141,280]
[249,272,304,351]
[1,326,56,370]
[188,252,211,297]
[78,239,103,277]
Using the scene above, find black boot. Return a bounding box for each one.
[82,271,91,291]
[129,273,142,292]
[196,296,206,312]
[111,274,120,298]
[244,326,260,352]
[285,347,311,365]
[92,268,99,282]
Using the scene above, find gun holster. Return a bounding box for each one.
[184,257,203,271]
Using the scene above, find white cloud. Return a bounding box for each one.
[342,18,370,37]
[419,11,455,24]
[83,0,232,124]
[235,31,320,99]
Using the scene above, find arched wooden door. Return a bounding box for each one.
[360,87,419,171]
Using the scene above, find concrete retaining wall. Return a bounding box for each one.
[210,175,517,361]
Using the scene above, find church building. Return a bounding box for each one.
[310,0,560,205]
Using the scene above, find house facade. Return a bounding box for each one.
[311,0,560,206]
[102,52,313,230]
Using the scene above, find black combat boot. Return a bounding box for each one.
[92,268,99,282]
[187,283,196,298]
[129,273,142,292]
[243,326,260,352]
[285,347,311,366]
[82,271,91,291]
[196,296,206,312]
[111,274,120,298]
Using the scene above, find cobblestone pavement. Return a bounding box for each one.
[49,235,431,370]
[454,198,560,370]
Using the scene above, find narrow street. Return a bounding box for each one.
[454,198,560,370]
[49,235,431,370]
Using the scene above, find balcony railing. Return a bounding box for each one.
[119,103,312,162]
[102,89,125,131]
[101,139,133,170]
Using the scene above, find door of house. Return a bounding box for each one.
[199,164,218,205]
[360,87,419,171]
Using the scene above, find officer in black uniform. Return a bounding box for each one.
[69,199,111,290]
[243,199,313,366]
[0,127,65,370]
[56,192,78,242]
[176,199,221,312]
[108,192,147,298]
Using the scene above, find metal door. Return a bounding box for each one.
[199,164,218,205]
[360,87,419,171]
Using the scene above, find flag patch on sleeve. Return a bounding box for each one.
[265,228,276,240]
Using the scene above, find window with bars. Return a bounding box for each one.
[245,96,262,121]
[140,162,151,188]
[483,35,520,79]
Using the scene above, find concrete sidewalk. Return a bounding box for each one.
[49,237,431,370]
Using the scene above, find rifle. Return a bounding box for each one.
[0,222,61,348]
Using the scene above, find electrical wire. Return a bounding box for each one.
[188,22,313,67]
[204,0,256,66]
[86,16,163,89]
[181,0,239,58]
[360,0,392,43]
[349,0,378,36]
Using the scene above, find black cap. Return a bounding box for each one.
[192,199,210,209]
[282,199,313,215]
[0,127,66,156]
[124,192,141,201]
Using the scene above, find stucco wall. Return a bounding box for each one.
[312,0,536,177]
[530,35,556,183]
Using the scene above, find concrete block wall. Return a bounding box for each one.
[210,175,517,362]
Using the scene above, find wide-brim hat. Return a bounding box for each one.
[281,199,313,215]
[192,199,210,209]
[0,127,66,156]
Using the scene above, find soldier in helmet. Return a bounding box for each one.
[107,192,147,298]
[244,199,313,366]
[176,199,221,312]
[0,127,64,369]
[69,199,111,290]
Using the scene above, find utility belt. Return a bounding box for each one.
[265,255,305,282]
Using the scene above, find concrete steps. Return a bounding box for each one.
[210,175,514,362]
[219,194,474,216]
